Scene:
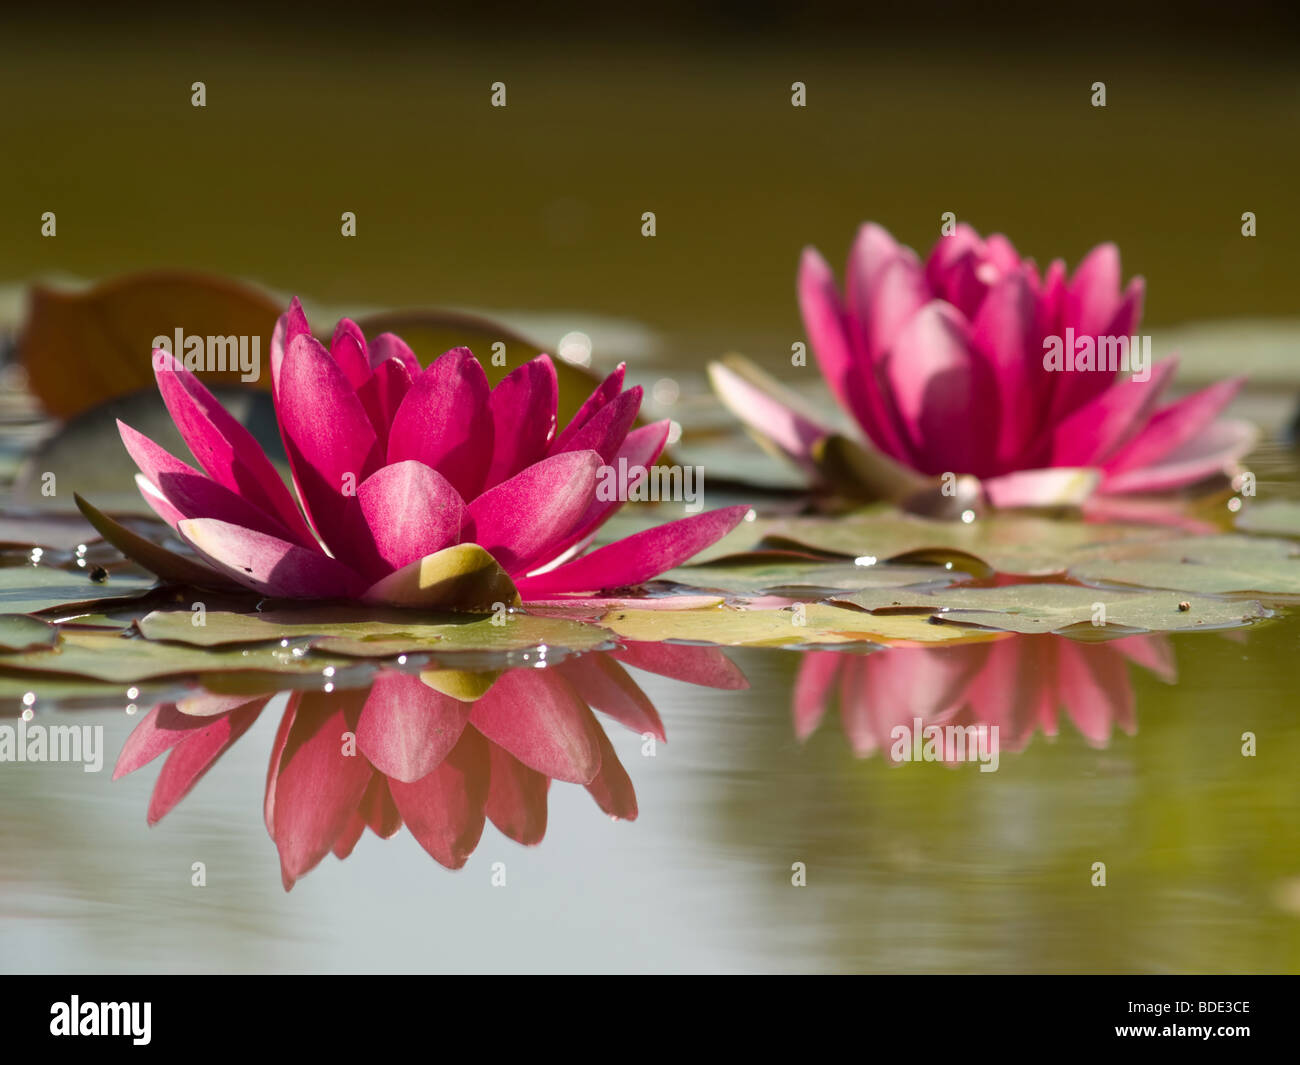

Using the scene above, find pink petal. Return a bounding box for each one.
[982,467,1100,508]
[609,641,749,690]
[117,420,302,542]
[1099,418,1257,495]
[1055,639,1131,746]
[550,364,626,454]
[555,653,666,741]
[358,460,465,573]
[147,702,265,825]
[267,689,374,888]
[858,253,929,362]
[881,302,996,475]
[152,350,317,546]
[114,702,217,779]
[329,318,372,390]
[355,357,413,453]
[484,744,549,845]
[514,505,748,597]
[269,297,311,400]
[1104,377,1246,476]
[278,333,382,556]
[542,420,672,564]
[584,727,637,821]
[707,361,830,475]
[465,450,600,573]
[487,355,558,487]
[793,651,841,741]
[1067,242,1123,337]
[549,385,641,465]
[179,517,369,598]
[844,222,907,327]
[1052,358,1177,467]
[970,271,1043,467]
[367,332,421,376]
[798,246,857,412]
[468,669,603,784]
[356,672,473,783]
[386,726,489,869]
[387,347,494,500]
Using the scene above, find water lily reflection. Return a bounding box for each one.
[114,644,746,888]
[795,633,1175,761]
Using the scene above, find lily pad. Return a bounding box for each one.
[0,563,157,615]
[664,556,969,596]
[136,606,612,657]
[0,631,353,682]
[1066,535,1300,596]
[592,602,1007,647]
[0,614,59,651]
[1235,500,1300,538]
[832,584,1269,634]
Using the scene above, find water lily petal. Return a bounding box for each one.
[356,672,472,783]
[515,504,749,596]
[117,420,301,541]
[550,364,626,453]
[178,517,369,598]
[1104,376,1246,476]
[387,346,494,500]
[1052,357,1177,467]
[584,728,637,821]
[278,333,382,556]
[798,246,857,412]
[387,727,489,869]
[469,669,603,784]
[152,350,317,546]
[1100,418,1258,495]
[367,332,421,376]
[487,355,558,486]
[358,460,465,572]
[465,450,600,573]
[330,318,372,390]
[550,386,641,465]
[485,744,549,845]
[555,653,666,741]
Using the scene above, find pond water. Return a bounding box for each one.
[2,529,1297,973]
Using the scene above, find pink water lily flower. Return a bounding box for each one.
[98,299,746,606]
[711,223,1256,508]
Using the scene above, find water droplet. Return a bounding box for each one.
[961,509,975,524]
[854,555,877,567]
[22,692,35,707]
[323,666,336,678]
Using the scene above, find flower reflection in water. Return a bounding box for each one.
[795,633,1176,761]
[114,644,747,889]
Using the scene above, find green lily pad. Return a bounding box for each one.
[136,606,611,657]
[0,631,353,682]
[664,556,969,596]
[1235,500,1300,538]
[591,602,1006,647]
[1066,535,1300,596]
[0,613,59,651]
[0,563,157,615]
[832,583,1269,634]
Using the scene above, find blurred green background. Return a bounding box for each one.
[2,6,1296,367]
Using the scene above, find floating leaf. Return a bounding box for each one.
[1235,500,1300,538]
[664,556,967,596]
[0,564,157,615]
[0,631,353,682]
[0,613,59,651]
[136,606,610,658]
[18,271,282,417]
[832,583,1269,634]
[591,602,1006,647]
[1066,535,1300,596]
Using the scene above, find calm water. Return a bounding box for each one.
[2,612,1297,974]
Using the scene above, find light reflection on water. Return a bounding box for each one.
[2,619,1298,973]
